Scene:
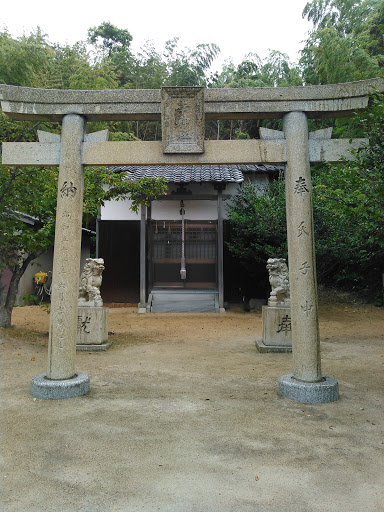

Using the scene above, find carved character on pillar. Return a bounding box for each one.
[60,181,77,198]
[294,177,309,195]
[78,258,105,307]
[267,258,290,307]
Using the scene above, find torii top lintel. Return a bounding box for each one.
[0,78,383,122]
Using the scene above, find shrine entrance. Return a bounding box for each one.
[1,78,382,402]
[151,220,217,290]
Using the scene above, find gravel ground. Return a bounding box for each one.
[1,302,383,512]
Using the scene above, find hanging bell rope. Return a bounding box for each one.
[180,200,186,280]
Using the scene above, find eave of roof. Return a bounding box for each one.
[6,210,95,234]
[109,164,282,184]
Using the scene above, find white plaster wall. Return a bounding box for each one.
[101,198,140,221]
[152,200,218,220]
[100,174,269,221]
[101,196,219,221]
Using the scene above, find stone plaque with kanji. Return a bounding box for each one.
[161,87,204,153]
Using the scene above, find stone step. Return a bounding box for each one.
[150,291,218,313]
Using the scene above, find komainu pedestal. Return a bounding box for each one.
[256,305,292,353]
[256,258,292,353]
[77,306,110,350]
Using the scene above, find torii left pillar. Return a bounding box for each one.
[31,114,90,399]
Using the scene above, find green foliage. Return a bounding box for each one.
[1,13,384,306]
[0,166,57,273]
[213,51,302,89]
[0,161,167,272]
[22,294,38,305]
[312,90,384,295]
[0,155,167,325]
[0,28,53,88]
[302,0,377,34]
[129,40,167,89]
[208,51,302,140]
[87,22,135,88]
[227,92,384,299]
[301,25,381,84]
[226,173,366,295]
[301,0,384,85]
[0,111,167,326]
[226,177,288,267]
[84,168,168,215]
[163,38,220,87]
[47,42,120,89]
[87,22,133,56]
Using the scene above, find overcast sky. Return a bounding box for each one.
[2,0,313,72]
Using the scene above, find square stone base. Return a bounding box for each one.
[255,338,292,353]
[259,305,292,352]
[76,342,113,351]
[77,306,108,346]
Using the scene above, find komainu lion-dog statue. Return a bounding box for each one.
[78,258,105,307]
[266,258,290,306]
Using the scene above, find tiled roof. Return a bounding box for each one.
[109,164,282,183]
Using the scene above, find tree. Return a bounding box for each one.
[130,40,167,89]
[213,51,302,89]
[87,22,133,57]
[312,91,384,298]
[226,93,384,301]
[0,28,53,88]
[302,0,377,33]
[51,42,120,90]
[225,176,288,295]
[300,0,384,85]
[163,38,220,87]
[0,128,167,328]
[87,22,136,88]
[0,28,121,91]
[226,173,366,299]
[207,52,302,140]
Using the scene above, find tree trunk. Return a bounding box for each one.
[0,254,35,328]
[0,303,12,329]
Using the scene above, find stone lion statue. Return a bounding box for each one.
[266,258,290,306]
[78,258,105,307]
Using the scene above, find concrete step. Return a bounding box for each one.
[150,291,218,313]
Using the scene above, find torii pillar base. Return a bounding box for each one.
[279,374,339,404]
[31,373,90,400]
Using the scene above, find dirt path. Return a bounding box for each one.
[8,301,384,343]
[1,301,383,512]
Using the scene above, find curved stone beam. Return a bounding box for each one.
[0,78,383,121]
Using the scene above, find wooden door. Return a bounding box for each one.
[151,220,217,289]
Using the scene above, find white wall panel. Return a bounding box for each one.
[100,174,269,221]
[100,198,140,220]
[152,200,218,220]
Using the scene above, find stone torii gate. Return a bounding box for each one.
[1,78,382,402]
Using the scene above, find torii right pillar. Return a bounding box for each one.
[279,111,339,403]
